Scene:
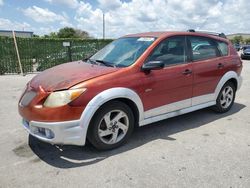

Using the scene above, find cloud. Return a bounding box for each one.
[0,0,3,6]
[22,6,71,26]
[98,0,122,11]
[75,0,173,38]
[0,18,56,35]
[73,0,250,38]
[3,0,249,38]
[75,2,103,37]
[44,0,79,9]
[0,18,31,31]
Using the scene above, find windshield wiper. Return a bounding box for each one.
[84,58,115,67]
[95,59,115,67]
[83,58,97,65]
[88,58,97,65]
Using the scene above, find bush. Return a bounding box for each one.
[0,37,113,74]
[0,65,7,75]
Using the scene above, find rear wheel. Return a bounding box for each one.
[213,81,236,113]
[87,101,134,150]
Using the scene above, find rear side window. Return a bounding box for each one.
[189,36,219,61]
[217,41,228,56]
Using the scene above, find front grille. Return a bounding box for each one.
[20,91,37,106]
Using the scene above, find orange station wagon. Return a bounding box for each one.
[19,30,243,150]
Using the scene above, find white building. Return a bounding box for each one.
[0,30,33,38]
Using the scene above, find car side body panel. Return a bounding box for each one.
[140,63,193,113]
[192,57,226,98]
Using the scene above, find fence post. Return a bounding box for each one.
[12,30,24,76]
[67,46,72,62]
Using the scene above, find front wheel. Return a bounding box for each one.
[212,81,236,113]
[87,101,134,150]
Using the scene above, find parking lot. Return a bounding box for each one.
[0,60,250,188]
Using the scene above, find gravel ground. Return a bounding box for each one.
[0,60,250,188]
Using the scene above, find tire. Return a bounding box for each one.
[212,81,236,113]
[87,101,134,150]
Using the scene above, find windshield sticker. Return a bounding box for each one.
[137,37,155,42]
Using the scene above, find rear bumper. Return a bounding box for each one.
[22,119,85,146]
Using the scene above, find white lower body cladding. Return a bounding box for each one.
[22,119,84,145]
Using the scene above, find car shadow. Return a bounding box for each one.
[28,103,246,168]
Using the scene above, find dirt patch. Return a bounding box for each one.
[13,143,34,158]
[31,157,41,163]
[202,133,210,137]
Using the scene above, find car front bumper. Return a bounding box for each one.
[22,119,85,146]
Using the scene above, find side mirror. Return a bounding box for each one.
[141,61,164,72]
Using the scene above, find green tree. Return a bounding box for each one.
[49,32,57,38]
[245,38,250,44]
[32,34,40,38]
[57,27,90,38]
[75,29,90,38]
[57,27,77,38]
[231,36,243,44]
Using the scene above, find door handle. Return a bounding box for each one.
[217,63,224,68]
[182,69,192,75]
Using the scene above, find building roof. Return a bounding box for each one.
[0,30,33,34]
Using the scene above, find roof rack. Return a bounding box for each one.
[187,29,227,39]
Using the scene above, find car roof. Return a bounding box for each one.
[123,31,229,43]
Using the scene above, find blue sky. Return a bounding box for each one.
[0,0,249,38]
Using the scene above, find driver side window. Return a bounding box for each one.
[146,36,187,66]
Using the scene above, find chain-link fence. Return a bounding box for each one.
[0,36,112,74]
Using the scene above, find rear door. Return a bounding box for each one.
[187,36,228,105]
[141,36,193,118]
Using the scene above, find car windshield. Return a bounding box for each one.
[243,46,250,50]
[89,37,156,67]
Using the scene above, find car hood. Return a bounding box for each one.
[30,61,118,91]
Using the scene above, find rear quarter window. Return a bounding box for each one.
[217,41,228,56]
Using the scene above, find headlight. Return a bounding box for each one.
[44,88,86,107]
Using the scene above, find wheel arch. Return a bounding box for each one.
[227,78,238,90]
[110,98,140,127]
[214,71,241,100]
[78,87,144,145]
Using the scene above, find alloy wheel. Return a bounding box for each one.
[97,110,129,144]
[220,86,234,109]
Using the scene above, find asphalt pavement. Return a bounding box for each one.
[0,60,250,188]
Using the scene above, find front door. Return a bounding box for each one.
[141,36,193,118]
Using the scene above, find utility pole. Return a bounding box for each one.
[103,13,105,39]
